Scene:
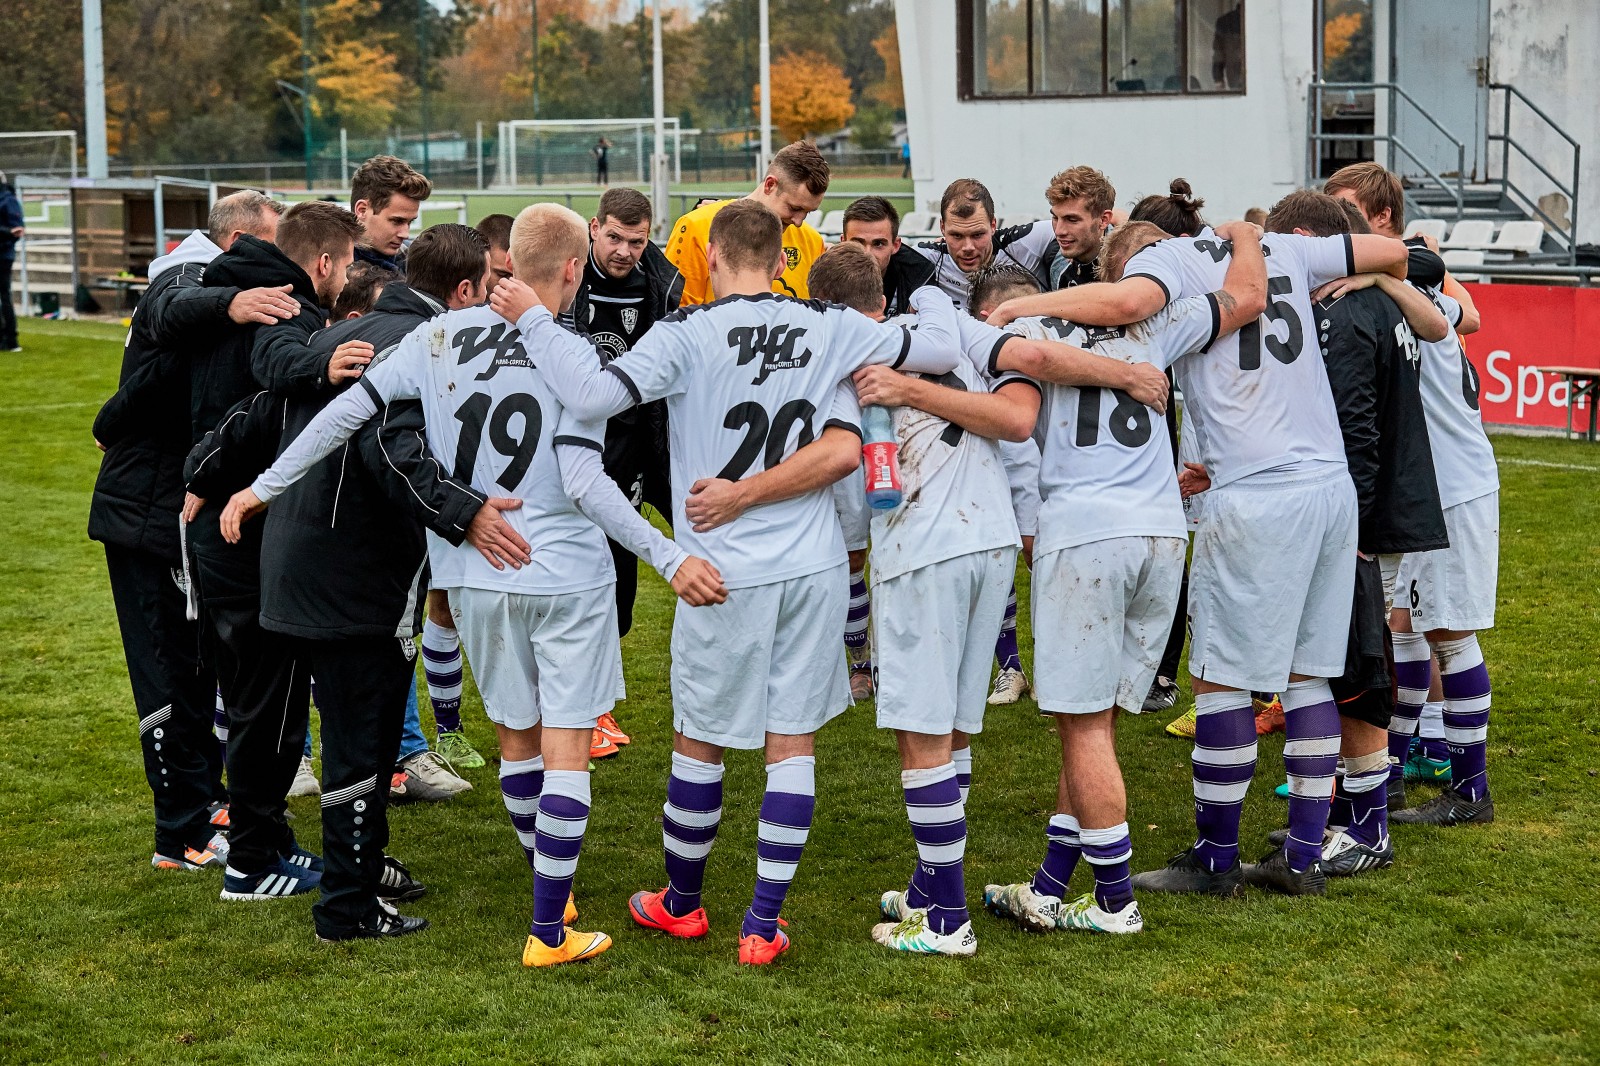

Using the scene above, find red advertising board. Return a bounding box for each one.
[1461,283,1600,430]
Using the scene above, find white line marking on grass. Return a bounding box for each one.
[1498,457,1600,473]
[0,401,99,413]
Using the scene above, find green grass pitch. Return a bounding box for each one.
[2,318,1598,1064]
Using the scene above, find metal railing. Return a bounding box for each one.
[1488,83,1581,264]
[1307,81,1466,222]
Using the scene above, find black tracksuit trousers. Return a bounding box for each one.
[190,528,306,875]
[295,634,414,938]
[103,544,222,856]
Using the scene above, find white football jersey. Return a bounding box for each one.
[359,305,614,595]
[1124,228,1353,487]
[605,293,913,589]
[915,220,1057,311]
[868,315,1025,581]
[1413,289,1499,508]
[1009,300,1215,554]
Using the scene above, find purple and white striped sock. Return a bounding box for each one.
[902,763,968,935]
[662,751,724,917]
[1192,691,1257,873]
[499,754,545,873]
[1032,813,1081,899]
[1419,700,1450,762]
[1436,635,1491,801]
[1389,631,1431,783]
[530,769,590,947]
[952,746,973,805]
[421,618,464,735]
[993,585,1021,672]
[1080,822,1135,912]
[1282,679,1341,872]
[1341,749,1390,847]
[845,569,871,670]
[743,756,815,941]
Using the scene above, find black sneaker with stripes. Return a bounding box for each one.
[378,855,426,903]
[316,900,429,942]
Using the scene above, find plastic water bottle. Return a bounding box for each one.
[861,404,903,510]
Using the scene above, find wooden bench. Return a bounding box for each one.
[1534,365,1600,441]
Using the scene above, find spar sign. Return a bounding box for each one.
[1461,283,1600,429]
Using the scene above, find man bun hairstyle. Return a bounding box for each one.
[474,212,514,252]
[1324,161,1406,231]
[350,155,433,213]
[967,264,1041,319]
[843,195,900,239]
[940,178,995,225]
[769,141,831,197]
[208,190,283,242]
[807,243,884,315]
[509,203,589,285]
[1265,189,1352,237]
[708,199,784,275]
[1098,220,1168,283]
[597,187,653,228]
[1130,178,1206,237]
[274,200,362,267]
[1045,166,1116,216]
[332,262,398,320]
[404,223,490,304]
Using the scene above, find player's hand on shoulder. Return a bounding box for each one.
[1312,273,1378,303]
[219,487,266,543]
[851,364,915,408]
[229,284,297,326]
[327,340,375,385]
[466,496,529,571]
[670,556,728,607]
[685,477,748,533]
[1121,362,1170,415]
[489,277,538,324]
[984,299,1019,328]
[1214,220,1262,243]
[1178,462,1211,498]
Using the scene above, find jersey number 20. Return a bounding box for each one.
[717,399,818,480]
[453,392,542,490]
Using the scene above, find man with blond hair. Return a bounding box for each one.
[1037,166,1118,290]
[666,141,830,303]
[350,155,432,272]
[220,202,726,966]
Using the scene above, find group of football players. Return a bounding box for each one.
[93,142,1498,967]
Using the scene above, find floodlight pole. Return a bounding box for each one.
[418,0,431,176]
[82,0,109,179]
[758,0,772,173]
[300,0,313,188]
[651,4,668,240]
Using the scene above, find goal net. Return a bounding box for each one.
[0,131,78,181]
[495,118,682,187]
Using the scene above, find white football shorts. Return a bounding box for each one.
[1396,491,1499,632]
[671,562,850,749]
[448,583,622,732]
[1032,536,1186,714]
[1188,465,1358,692]
[832,466,871,553]
[873,546,1017,735]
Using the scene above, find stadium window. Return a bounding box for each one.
[959,0,1245,99]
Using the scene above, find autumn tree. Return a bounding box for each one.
[869,24,903,109]
[759,51,855,142]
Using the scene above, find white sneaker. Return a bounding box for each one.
[288,756,320,797]
[982,882,1061,932]
[987,667,1029,705]
[878,889,927,922]
[400,750,473,796]
[870,912,977,957]
[1057,892,1143,934]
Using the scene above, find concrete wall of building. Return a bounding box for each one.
[895,1,1316,226]
[1488,0,1597,246]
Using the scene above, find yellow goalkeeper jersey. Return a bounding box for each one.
[665,198,826,305]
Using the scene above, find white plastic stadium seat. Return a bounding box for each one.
[804,210,823,232]
[1441,219,1496,249]
[900,211,938,239]
[1490,220,1545,255]
[1442,249,1486,282]
[818,210,846,238]
[1403,219,1447,243]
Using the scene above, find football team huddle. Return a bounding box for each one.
[91,143,1498,968]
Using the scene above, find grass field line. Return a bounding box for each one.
[1497,456,1600,473]
[0,400,100,414]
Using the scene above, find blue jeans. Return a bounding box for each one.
[397,674,429,763]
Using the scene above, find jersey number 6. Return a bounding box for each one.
[453,392,542,490]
